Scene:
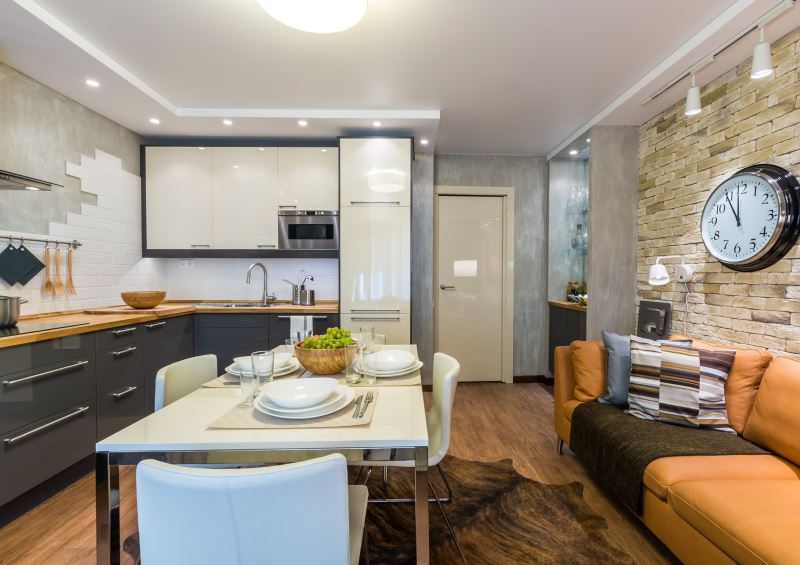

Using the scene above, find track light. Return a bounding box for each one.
[685,74,701,116]
[751,27,773,79]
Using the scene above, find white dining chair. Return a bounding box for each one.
[353,352,463,562]
[136,453,368,565]
[154,354,217,411]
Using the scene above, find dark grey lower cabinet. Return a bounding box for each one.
[0,401,97,507]
[268,314,340,349]
[195,314,270,375]
[143,315,194,414]
[548,304,587,375]
[98,382,145,440]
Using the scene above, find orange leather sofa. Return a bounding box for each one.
[554,340,800,565]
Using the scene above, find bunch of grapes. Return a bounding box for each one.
[301,327,355,349]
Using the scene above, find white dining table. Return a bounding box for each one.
[95,350,430,564]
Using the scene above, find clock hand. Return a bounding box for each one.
[725,192,742,227]
[737,186,742,227]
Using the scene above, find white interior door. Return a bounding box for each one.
[436,195,504,382]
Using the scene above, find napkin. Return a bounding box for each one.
[15,245,45,286]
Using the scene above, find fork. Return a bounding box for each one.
[358,391,374,419]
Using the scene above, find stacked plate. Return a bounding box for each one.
[225,352,300,378]
[357,349,423,378]
[255,378,355,419]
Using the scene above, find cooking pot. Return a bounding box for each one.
[0,295,27,328]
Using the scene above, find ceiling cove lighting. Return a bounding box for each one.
[751,27,774,79]
[85,78,100,88]
[684,75,701,116]
[149,117,160,124]
[222,119,233,126]
[569,149,578,156]
[298,119,308,127]
[256,0,367,34]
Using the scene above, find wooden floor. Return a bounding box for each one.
[0,383,675,564]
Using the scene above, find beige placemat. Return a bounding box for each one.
[202,366,307,388]
[338,372,421,387]
[208,390,379,429]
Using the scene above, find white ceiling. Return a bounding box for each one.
[1,0,798,155]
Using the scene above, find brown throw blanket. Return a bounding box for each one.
[569,401,766,514]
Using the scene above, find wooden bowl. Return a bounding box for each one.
[294,344,357,375]
[121,291,166,309]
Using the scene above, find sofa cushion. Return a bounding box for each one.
[628,337,736,432]
[692,340,772,434]
[643,454,800,500]
[669,480,800,565]
[570,340,606,402]
[744,357,800,466]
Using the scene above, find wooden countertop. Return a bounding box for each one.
[549,300,588,313]
[0,301,339,349]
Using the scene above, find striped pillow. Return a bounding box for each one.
[627,336,736,433]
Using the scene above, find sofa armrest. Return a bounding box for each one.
[554,346,576,443]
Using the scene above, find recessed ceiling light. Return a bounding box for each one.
[298,119,308,127]
[321,148,328,152]
[258,147,265,151]
[25,186,41,191]
[586,138,591,143]
[373,121,382,127]
[85,78,100,88]
[149,117,160,125]
[233,165,240,169]
[198,147,206,150]
[256,0,367,34]
[222,119,233,126]
[420,138,429,146]
[569,149,578,156]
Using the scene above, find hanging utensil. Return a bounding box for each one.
[53,245,65,296]
[66,247,77,295]
[42,244,54,296]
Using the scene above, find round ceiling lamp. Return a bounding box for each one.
[257,0,367,33]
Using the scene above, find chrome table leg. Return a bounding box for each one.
[414,446,429,564]
[96,452,120,565]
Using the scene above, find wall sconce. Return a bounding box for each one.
[649,256,694,286]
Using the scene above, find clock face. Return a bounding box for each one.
[700,173,783,265]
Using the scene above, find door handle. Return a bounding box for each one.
[440,284,456,290]
[190,244,211,248]
[257,244,276,248]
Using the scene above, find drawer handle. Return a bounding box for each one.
[2,360,90,387]
[3,406,90,448]
[278,205,297,209]
[350,309,401,313]
[111,346,137,358]
[350,316,400,321]
[312,316,329,320]
[112,327,137,336]
[276,315,329,320]
[190,244,211,248]
[257,244,276,248]
[349,201,401,205]
[145,321,166,329]
[111,386,138,400]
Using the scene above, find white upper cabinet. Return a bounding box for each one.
[340,138,412,206]
[211,147,278,249]
[277,147,339,211]
[145,146,213,249]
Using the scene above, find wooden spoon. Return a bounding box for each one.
[66,248,77,295]
[42,247,54,296]
[53,247,65,296]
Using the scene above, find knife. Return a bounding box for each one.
[351,395,364,419]
[358,392,373,419]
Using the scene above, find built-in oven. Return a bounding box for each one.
[278,211,339,250]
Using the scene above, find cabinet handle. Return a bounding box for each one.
[278,205,297,209]
[2,360,89,387]
[112,327,137,336]
[350,309,401,313]
[111,386,138,400]
[349,201,400,205]
[312,316,329,320]
[190,244,211,248]
[257,244,276,248]
[350,316,401,321]
[3,406,90,448]
[145,321,166,329]
[111,346,137,358]
[440,284,456,290]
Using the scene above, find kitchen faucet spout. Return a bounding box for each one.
[246,262,272,306]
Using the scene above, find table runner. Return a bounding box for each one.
[208,390,379,429]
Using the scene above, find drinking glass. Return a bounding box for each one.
[358,327,377,384]
[296,329,313,343]
[344,344,361,385]
[251,350,274,390]
[285,338,298,355]
[240,370,256,407]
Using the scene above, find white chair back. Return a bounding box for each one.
[427,352,460,466]
[136,454,353,565]
[154,354,217,411]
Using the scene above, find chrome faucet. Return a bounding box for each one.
[246,262,274,306]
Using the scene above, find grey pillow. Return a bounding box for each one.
[598,331,692,406]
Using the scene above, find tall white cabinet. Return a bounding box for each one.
[339,138,412,344]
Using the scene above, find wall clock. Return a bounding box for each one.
[700,164,800,272]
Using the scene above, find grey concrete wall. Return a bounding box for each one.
[411,154,434,382]
[586,125,639,339]
[0,62,141,234]
[432,154,549,376]
[548,159,588,301]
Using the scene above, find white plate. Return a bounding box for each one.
[257,384,347,414]
[255,386,355,419]
[364,349,416,372]
[356,359,423,378]
[233,352,293,373]
[225,358,300,379]
[261,377,338,409]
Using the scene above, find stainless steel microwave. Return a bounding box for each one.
[278,211,339,250]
